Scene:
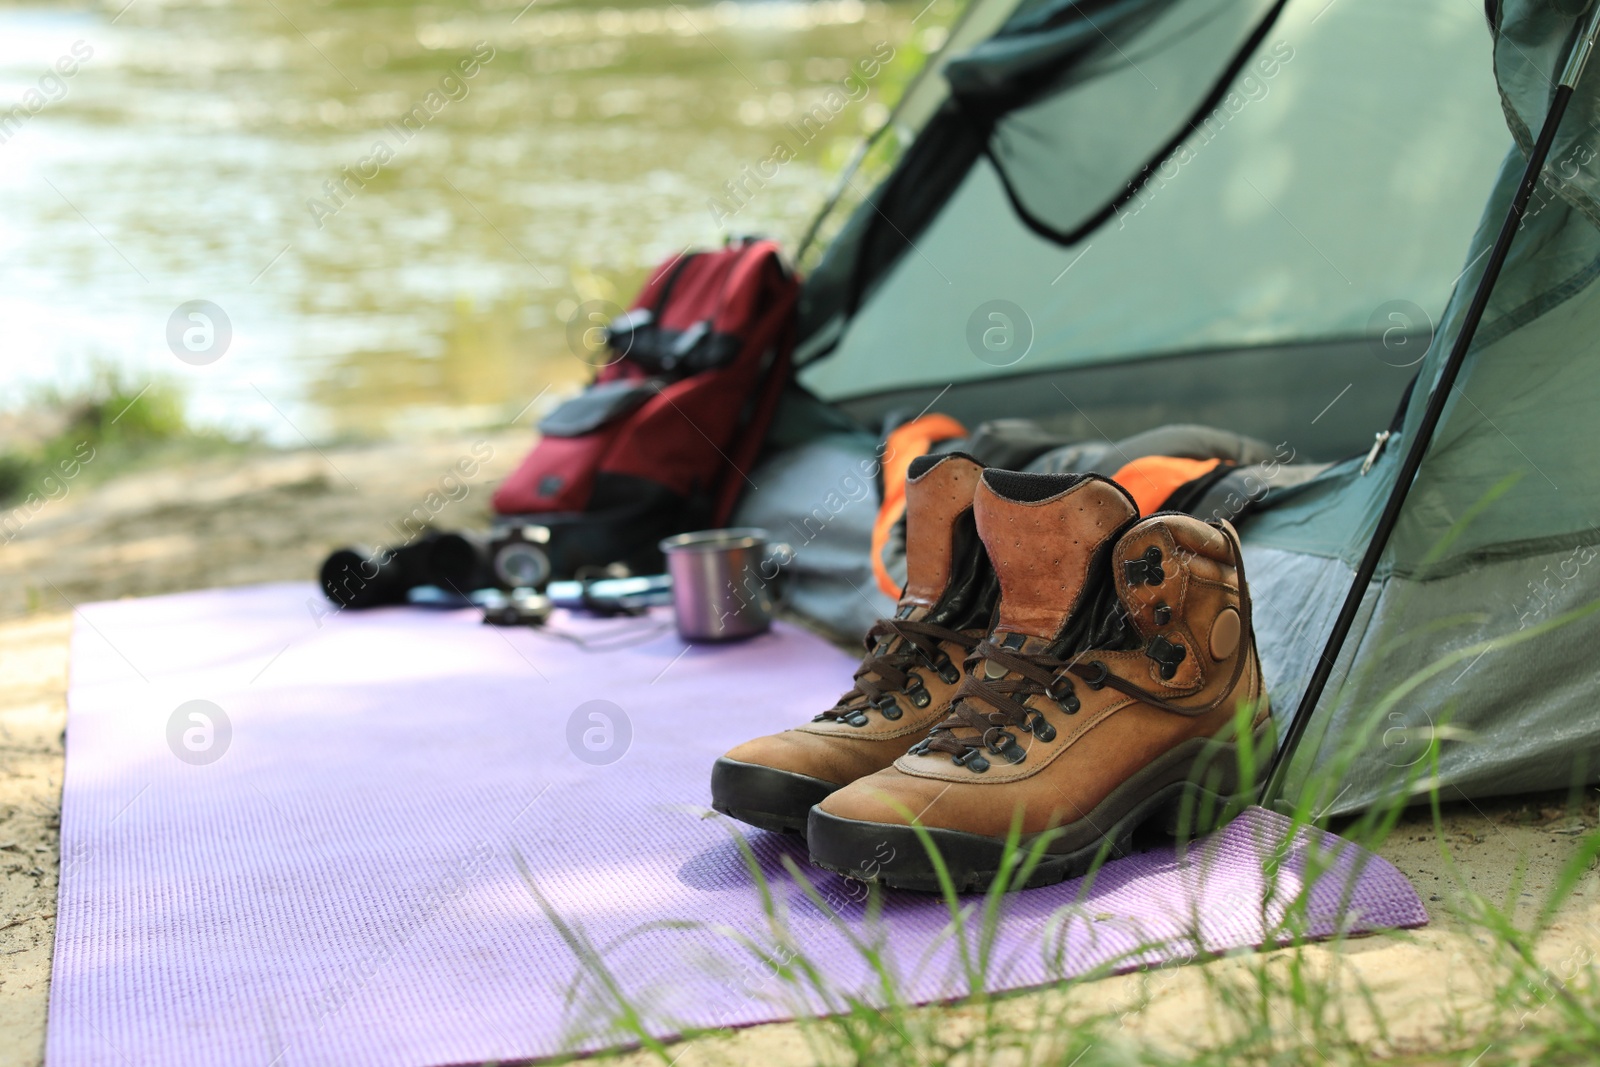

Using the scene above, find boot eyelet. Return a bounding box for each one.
[1024,712,1056,742]
[984,729,1026,764]
[919,649,962,685]
[1079,661,1109,690]
[875,695,904,721]
[904,682,931,708]
[953,750,990,773]
[1123,546,1165,587]
[1153,604,1172,627]
[844,709,871,727]
[1145,635,1187,681]
[1045,672,1079,713]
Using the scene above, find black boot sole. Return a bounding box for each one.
[710,757,841,837]
[807,723,1272,893]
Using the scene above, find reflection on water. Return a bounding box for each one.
[0,0,942,442]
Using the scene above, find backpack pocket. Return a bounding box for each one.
[537,379,662,437]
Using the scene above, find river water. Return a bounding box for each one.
[0,0,942,442]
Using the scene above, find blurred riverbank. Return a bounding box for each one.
[1,0,949,443]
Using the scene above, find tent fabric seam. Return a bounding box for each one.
[1384,524,1600,583]
[1495,39,1600,235]
[822,336,1417,413]
[1464,234,1600,353]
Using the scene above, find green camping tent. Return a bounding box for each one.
[733,0,1600,815]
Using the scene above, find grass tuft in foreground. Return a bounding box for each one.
[494,476,1600,1067]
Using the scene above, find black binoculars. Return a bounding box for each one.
[319,527,555,609]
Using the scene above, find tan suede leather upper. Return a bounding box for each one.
[720,454,988,786]
[816,478,1268,835]
[978,475,1136,640]
[902,456,985,609]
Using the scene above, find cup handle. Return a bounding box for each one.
[764,542,795,607]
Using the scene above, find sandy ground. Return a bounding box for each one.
[1,433,1596,1066]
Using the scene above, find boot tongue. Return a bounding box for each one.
[974,471,1139,644]
[899,453,985,612]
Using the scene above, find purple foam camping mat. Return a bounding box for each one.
[52,582,1427,1067]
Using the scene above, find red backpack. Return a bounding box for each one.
[492,238,798,577]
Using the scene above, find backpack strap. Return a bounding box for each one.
[609,244,765,378]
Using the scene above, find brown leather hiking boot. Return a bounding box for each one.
[710,452,999,835]
[807,470,1270,891]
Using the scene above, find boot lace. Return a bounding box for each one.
[913,548,1137,770]
[814,618,978,725]
[912,521,1255,772]
[914,639,1103,770]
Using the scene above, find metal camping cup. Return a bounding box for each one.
[658,528,792,642]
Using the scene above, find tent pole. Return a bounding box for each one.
[791,0,988,266]
[1261,2,1600,809]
